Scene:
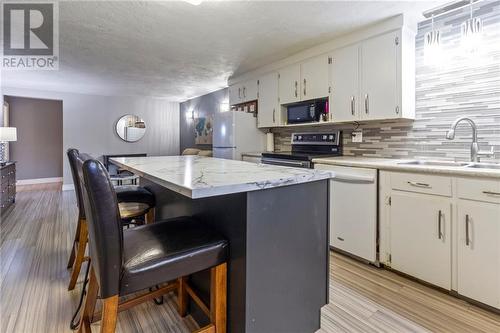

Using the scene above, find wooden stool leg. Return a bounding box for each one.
[100,295,119,333]
[210,263,227,333]
[78,267,99,333]
[67,218,82,268]
[145,208,155,224]
[178,277,188,317]
[68,219,88,290]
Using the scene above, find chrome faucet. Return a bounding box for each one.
[446,117,494,162]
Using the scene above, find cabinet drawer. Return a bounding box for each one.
[457,178,500,204]
[390,172,452,197]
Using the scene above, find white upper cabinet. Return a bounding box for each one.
[241,79,258,102]
[257,72,280,128]
[300,54,330,101]
[278,56,329,105]
[278,64,301,105]
[360,31,399,121]
[329,29,414,123]
[229,18,415,125]
[329,44,359,122]
[229,80,258,106]
[229,84,242,106]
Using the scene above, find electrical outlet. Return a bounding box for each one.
[351,130,363,143]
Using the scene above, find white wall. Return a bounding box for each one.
[2,87,180,186]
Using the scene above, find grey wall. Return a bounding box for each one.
[2,87,180,186]
[5,96,63,180]
[179,88,228,152]
[274,1,500,163]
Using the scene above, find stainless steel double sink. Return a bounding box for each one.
[398,160,500,170]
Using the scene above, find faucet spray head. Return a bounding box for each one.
[446,129,455,140]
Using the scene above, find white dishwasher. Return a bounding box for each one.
[315,164,378,264]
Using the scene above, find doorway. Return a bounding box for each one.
[3,96,63,185]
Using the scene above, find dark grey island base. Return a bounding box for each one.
[143,179,329,333]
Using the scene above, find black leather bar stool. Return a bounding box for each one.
[66,149,156,291]
[77,159,228,333]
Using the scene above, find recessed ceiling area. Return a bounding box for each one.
[1,1,446,101]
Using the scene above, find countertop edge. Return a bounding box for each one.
[312,157,500,179]
[111,157,333,199]
[110,158,195,198]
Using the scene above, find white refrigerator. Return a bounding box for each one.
[213,111,266,160]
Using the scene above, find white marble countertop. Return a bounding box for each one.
[111,156,332,199]
[312,156,500,179]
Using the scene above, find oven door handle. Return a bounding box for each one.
[332,173,376,184]
[261,158,310,168]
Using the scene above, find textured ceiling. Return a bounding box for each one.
[1,1,446,101]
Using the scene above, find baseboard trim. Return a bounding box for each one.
[62,184,75,191]
[17,177,63,185]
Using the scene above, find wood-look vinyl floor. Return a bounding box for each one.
[1,185,499,333]
[319,253,500,333]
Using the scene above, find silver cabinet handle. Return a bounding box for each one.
[303,78,307,96]
[364,94,369,114]
[238,87,241,99]
[243,87,246,98]
[465,214,470,246]
[350,96,355,116]
[438,210,443,239]
[272,108,275,123]
[483,190,500,196]
[396,106,400,114]
[294,81,298,98]
[408,181,431,188]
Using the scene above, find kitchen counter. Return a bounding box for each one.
[312,156,500,179]
[111,155,330,199]
[111,155,330,333]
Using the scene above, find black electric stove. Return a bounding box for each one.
[262,131,342,168]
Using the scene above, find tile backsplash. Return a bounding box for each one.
[273,1,500,163]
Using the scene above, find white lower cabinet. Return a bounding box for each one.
[390,192,452,290]
[383,172,500,309]
[457,199,500,309]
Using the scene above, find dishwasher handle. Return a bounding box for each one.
[332,172,376,184]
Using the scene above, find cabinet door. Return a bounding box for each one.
[457,200,500,309]
[278,64,300,105]
[390,193,451,289]
[329,44,359,122]
[242,79,258,102]
[229,84,242,106]
[360,31,398,121]
[257,72,279,128]
[300,54,329,101]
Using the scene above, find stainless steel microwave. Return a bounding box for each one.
[286,100,327,124]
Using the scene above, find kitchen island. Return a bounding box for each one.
[111,156,332,333]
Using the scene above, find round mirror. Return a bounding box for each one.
[116,115,146,142]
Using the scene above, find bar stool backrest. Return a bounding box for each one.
[80,159,124,298]
[67,149,85,218]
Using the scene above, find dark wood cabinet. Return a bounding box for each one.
[1,162,16,216]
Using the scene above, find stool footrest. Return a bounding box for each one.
[91,282,178,323]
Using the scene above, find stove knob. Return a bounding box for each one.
[329,135,334,140]
[298,136,302,140]
[322,135,327,140]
